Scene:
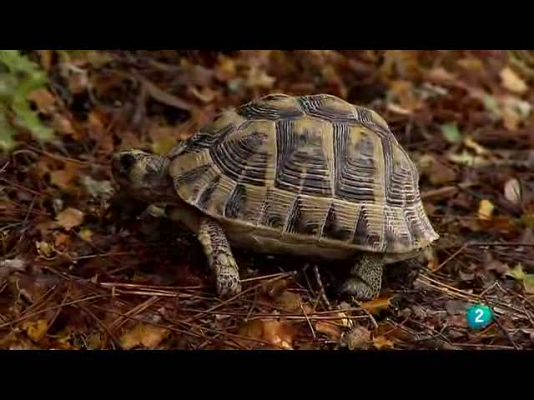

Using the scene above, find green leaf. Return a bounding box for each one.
[0,108,16,151]
[441,123,462,143]
[524,275,534,294]
[506,263,526,281]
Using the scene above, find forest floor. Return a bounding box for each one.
[1,50,533,350]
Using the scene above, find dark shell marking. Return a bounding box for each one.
[169,93,439,254]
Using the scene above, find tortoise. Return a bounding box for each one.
[111,93,439,300]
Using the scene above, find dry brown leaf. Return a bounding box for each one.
[216,56,237,81]
[486,259,511,276]
[120,324,170,350]
[478,200,495,221]
[343,326,372,350]
[52,114,77,137]
[426,67,457,84]
[56,207,84,231]
[50,162,81,191]
[457,57,484,72]
[239,319,296,350]
[418,154,457,185]
[54,232,71,250]
[373,335,394,350]
[28,89,56,114]
[38,50,53,71]
[246,67,276,89]
[315,321,342,341]
[21,319,49,342]
[389,80,421,112]
[499,95,531,131]
[504,178,522,205]
[262,320,295,350]
[500,67,528,94]
[360,297,392,315]
[275,291,302,313]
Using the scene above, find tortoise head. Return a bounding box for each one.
[111,149,176,202]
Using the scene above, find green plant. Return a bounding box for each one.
[0,50,54,151]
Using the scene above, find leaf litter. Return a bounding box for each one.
[1,50,534,349]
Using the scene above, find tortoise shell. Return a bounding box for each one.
[167,93,439,256]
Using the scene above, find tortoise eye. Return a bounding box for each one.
[120,154,136,172]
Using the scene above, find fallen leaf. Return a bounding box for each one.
[373,335,394,350]
[500,66,528,94]
[343,326,372,350]
[215,56,237,81]
[524,275,534,294]
[464,136,489,155]
[389,80,420,112]
[21,319,49,342]
[50,162,80,191]
[418,154,457,185]
[504,178,522,205]
[52,114,77,137]
[360,297,392,315]
[441,123,462,143]
[56,207,84,231]
[28,88,56,114]
[457,57,484,72]
[315,321,342,341]
[426,67,457,84]
[506,263,526,281]
[54,233,71,249]
[486,259,511,276]
[445,300,469,315]
[120,324,169,350]
[246,67,275,89]
[262,278,290,298]
[80,176,114,201]
[505,264,534,294]
[79,228,93,242]
[478,199,495,221]
[275,291,302,313]
[35,241,56,259]
[500,95,531,131]
[239,319,296,350]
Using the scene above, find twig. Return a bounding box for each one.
[75,302,120,349]
[351,297,378,330]
[22,145,90,166]
[432,241,471,273]
[184,274,290,323]
[313,265,332,311]
[0,294,108,329]
[300,303,316,339]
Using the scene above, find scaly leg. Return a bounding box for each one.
[339,254,384,301]
[197,217,242,298]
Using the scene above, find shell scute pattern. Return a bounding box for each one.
[169,93,439,254]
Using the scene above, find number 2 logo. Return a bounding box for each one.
[474,308,484,323]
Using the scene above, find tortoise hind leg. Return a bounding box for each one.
[339,254,384,301]
[198,217,242,298]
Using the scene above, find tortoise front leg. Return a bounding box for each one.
[339,254,384,301]
[198,217,242,298]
